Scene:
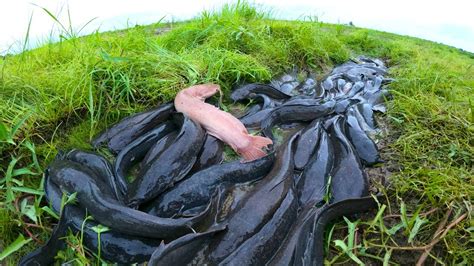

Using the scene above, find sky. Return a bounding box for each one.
[1,0,474,55]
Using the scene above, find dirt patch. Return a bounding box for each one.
[366,109,401,193]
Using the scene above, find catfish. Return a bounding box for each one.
[219,189,298,265]
[145,153,275,217]
[92,103,174,154]
[48,160,215,239]
[261,99,335,139]
[208,133,298,263]
[192,134,225,172]
[305,196,379,265]
[293,120,321,170]
[148,224,227,266]
[175,84,272,161]
[296,128,334,208]
[328,116,369,202]
[345,108,381,166]
[28,178,163,264]
[231,83,291,102]
[114,121,175,186]
[267,206,320,266]
[140,131,178,168]
[127,117,205,207]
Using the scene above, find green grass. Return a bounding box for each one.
[1,1,473,264]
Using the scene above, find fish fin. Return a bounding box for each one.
[239,135,273,161]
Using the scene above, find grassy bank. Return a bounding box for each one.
[1,2,473,264]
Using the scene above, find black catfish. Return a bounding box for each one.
[271,69,300,95]
[328,116,368,202]
[75,209,162,263]
[219,189,298,265]
[296,128,334,208]
[355,103,377,129]
[343,81,365,98]
[29,178,163,264]
[267,206,320,266]
[305,196,379,266]
[145,153,275,217]
[360,89,391,106]
[345,108,381,166]
[208,133,298,263]
[191,134,225,172]
[92,103,174,154]
[44,166,64,213]
[18,206,70,266]
[292,208,325,266]
[140,131,178,168]
[128,117,205,207]
[67,204,162,264]
[240,108,274,128]
[351,104,378,136]
[261,99,335,139]
[296,76,317,96]
[231,83,291,102]
[148,224,227,266]
[334,98,359,113]
[294,120,321,170]
[114,121,175,185]
[48,160,215,239]
[64,150,126,202]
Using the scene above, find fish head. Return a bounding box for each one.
[187,83,221,100]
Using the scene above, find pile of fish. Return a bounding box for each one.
[20,56,391,265]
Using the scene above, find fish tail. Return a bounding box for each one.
[239,135,273,161]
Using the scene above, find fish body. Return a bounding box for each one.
[67,205,162,264]
[240,108,274,128]
[294,120,321,170]
[145,153,275,217]
[355,103,377,129]
[92,103,174,154]
[297,129,334,207]
[49,160,214,239]
[309,196,378,265]
[231,83,291,102]
[296,76,317,96]
[148,224,227,266]
[252,93,281,109]
[345,108,381,166]
[65,150,127,201]
[175,84,272,161]
[114,121,175,191]
[219,189,298,265]
[192,134,225,172]
[334,98,359,113]
[208,133,297,263]
[328,117,368,202]
[18,206,69,266]
[262,99,335,139]
[140,131,178,168]
[38,170,163,264]
[127,117,205,207]
[267,206,319,266]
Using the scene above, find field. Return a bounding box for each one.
[0,2,473,264]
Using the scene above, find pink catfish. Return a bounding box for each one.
[174,83,272,161]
